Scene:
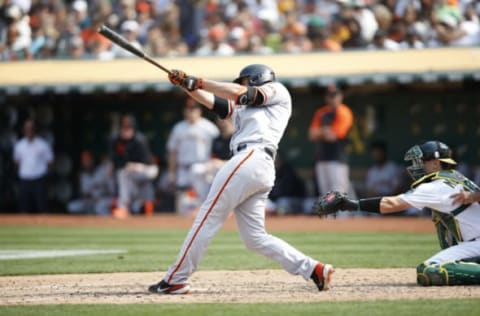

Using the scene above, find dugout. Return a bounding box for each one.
[0,47,479,212]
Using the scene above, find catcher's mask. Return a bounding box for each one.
[233,64,276,86]
[404,140,457,180]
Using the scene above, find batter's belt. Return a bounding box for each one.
[234,143,276,160]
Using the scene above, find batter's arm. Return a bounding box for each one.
[201,79,246,101]
[185,89,215,110]
[186,89,233,119]
[169,69,244,101]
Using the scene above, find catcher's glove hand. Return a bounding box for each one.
[313,191,358,217]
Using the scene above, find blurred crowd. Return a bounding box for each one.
[1,0,480,61]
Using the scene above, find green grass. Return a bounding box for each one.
[0,226,474,315]
[1,299,479,316]
[0,226,437,275]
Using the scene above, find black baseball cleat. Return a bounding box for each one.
[148,280,191,294]
[311,263,334,291]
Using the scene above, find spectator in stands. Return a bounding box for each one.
[166,99,219,215]
[2,0,480,61]
[368,29,401,50]
[144,25,189,57]
[71,0,90,31]
[195,23,235,56]
[402,2,429,42]
[308,84,356,203]
[66,35,86,58]
[280,9,312,53]
[251,0,280,27]
[307,16,342,52]
[110,114,158,218]
[372,3,393,33]
[133,2,152,43]
[430,3,480,47]
[156,3,190,56]
[111,20,142,58]
[365,140,402,198]
[351,0,379,43]
[342,17,367,49]
[13,119,54,213]
[400,28,425,49]
[228,25,250,53]
[82,18,113,60]
[117,0,137,23]
[67,151,114,216]
[0,4,32,60]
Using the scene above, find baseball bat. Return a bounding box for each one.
[97,24,172,75]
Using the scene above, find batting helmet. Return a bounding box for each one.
[233,64,276,86]
[404,140,457,180]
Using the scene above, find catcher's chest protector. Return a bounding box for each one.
[413,170,480,249]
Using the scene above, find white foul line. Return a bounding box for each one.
[0,249,127,260]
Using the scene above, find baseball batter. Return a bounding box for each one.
[148,64,334,294]
[314,140,480,286]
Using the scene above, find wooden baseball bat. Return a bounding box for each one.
[98,24,172,75]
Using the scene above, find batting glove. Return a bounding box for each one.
[181,76,204,91]
[168,69,187,86]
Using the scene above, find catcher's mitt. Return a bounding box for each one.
[313,191,354,217]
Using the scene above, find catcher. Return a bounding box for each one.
[314,140,480,286]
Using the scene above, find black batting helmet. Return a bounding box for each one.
[233,64,276,86]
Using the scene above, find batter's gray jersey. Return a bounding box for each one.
[229,82,291,151]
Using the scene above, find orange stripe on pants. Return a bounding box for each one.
[167,150,254,283]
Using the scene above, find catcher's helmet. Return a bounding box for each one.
[233,64,276,86]
[404,140,457,180]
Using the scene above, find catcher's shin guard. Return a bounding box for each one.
[417,262,480,286]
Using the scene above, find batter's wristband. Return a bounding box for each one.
[358,197,382,213]
[212,96,229,119]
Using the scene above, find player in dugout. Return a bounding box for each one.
[314,140,480,286]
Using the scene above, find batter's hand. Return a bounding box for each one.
[168,69,187,86]
[182,76,204,91]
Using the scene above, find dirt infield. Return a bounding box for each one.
[1,269,480,305]
[2,214,477,305]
